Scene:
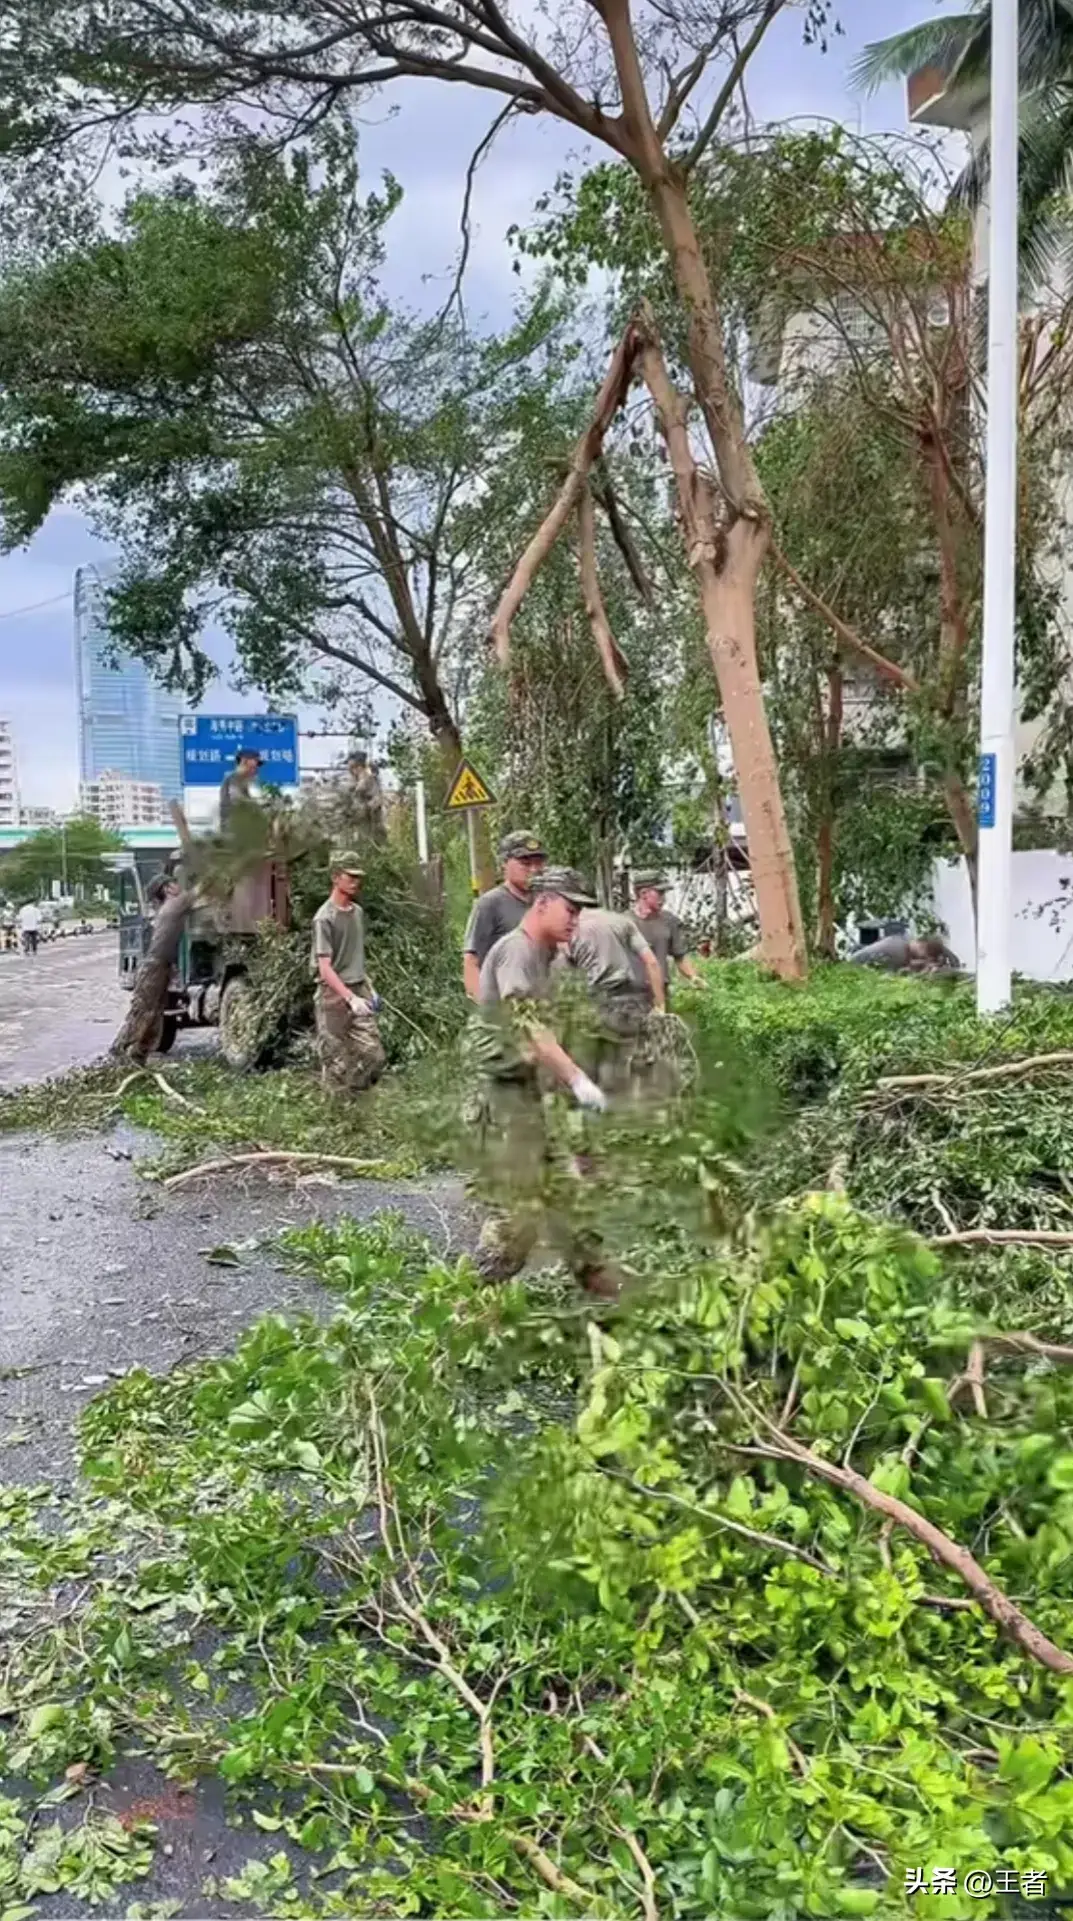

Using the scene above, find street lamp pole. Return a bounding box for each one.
[976,0,1020,1014]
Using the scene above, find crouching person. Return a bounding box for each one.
[312,852,386,1093]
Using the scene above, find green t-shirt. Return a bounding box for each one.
[463,883,529,967]
[311,898,367,989]
[630,908,688,985]
[471,927,553,1079]
[566,908,653,995]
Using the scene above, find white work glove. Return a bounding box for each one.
[348,993,371,1015]
[570,1072,607,1112]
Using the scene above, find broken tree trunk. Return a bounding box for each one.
[111,887,194,1066]
[577,485,629,699]
[488,324,642,666]
[638,329,807,980]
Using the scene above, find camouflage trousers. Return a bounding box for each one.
[586,990,671,1101]
[470,1077,603,1285]
[315,987,386,1095]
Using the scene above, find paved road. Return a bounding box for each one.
[0,930,127,1086]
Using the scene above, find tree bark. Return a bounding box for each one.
[488,324,642,666]
[814,664,843,959]
[594,6,804,975]
[577,485,629,699]
[111,888,194,1066]
[639,333,807,979]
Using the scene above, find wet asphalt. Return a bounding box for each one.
[0,941,470,1918]
[0,930,127,1087]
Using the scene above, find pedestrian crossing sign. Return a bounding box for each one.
[445,760,495,809]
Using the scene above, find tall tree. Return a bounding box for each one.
[535,128,1073,913]
[0,817,123,904]
[0,134,564,804]
[0,0,830,975]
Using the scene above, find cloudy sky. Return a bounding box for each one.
[0,0,965,811]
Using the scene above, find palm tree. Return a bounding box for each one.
[855,3,1073,290]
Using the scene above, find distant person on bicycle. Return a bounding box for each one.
[17,900,40,955]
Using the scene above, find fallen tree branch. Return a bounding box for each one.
[732,1412,1073,1675]
[733,1688,809,1780]
[598,1464,836,1574]
[933,1229,1073,1250]
[163,1150,395,1189]
[299,1762,594,1907]
[611,1822,660,1921]
[880,1050,1073,1093]
[510,1830,598,1906]
[982,1330,1073,1364]
[149,1072,203,1113]
[958,1340,989,1419]
[578,484,629,699]
[366,1384,495,1816]
[488,323,642,664]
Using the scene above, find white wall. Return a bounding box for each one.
[930,852,1073,981]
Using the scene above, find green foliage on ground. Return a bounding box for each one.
[3,1194,1073,1918]
[7,967,1073,1914]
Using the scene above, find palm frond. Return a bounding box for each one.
[852,15,981,94]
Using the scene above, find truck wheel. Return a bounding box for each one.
[219,973,261,1072]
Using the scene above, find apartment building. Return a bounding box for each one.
[80,769,166,831]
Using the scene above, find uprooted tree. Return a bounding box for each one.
[0,0,832,976]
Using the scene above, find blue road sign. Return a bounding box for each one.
[977,751,997,829]
[180,714,299,788]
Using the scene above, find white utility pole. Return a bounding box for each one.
[976,0,1019,1015]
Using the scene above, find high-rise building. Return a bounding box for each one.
[80,770,166,830]
[0,719,19,826]
[74,565,184,800]
[19,804,57,829]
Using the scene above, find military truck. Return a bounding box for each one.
[107,850,292,1069]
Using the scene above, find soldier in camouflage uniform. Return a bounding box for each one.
[562,906,665,1100]
[311,852,386,1094]
[469,868,620,1295]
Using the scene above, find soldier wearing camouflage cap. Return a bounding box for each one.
[310,851,386,1095]
[468,867,620,1297]
[461,828,547,1000]
[631,869,703,994]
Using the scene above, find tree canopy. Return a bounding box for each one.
[0,817,124,904]
[0,132,579,767]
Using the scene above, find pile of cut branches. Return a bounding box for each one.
[3,1200,1073,1918]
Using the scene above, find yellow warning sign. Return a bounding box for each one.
[445,759,495,810]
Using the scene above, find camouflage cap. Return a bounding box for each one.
[633,869,669,892]
[532,866,596,908]
[330,849,365,877]
[498,829,547,863]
